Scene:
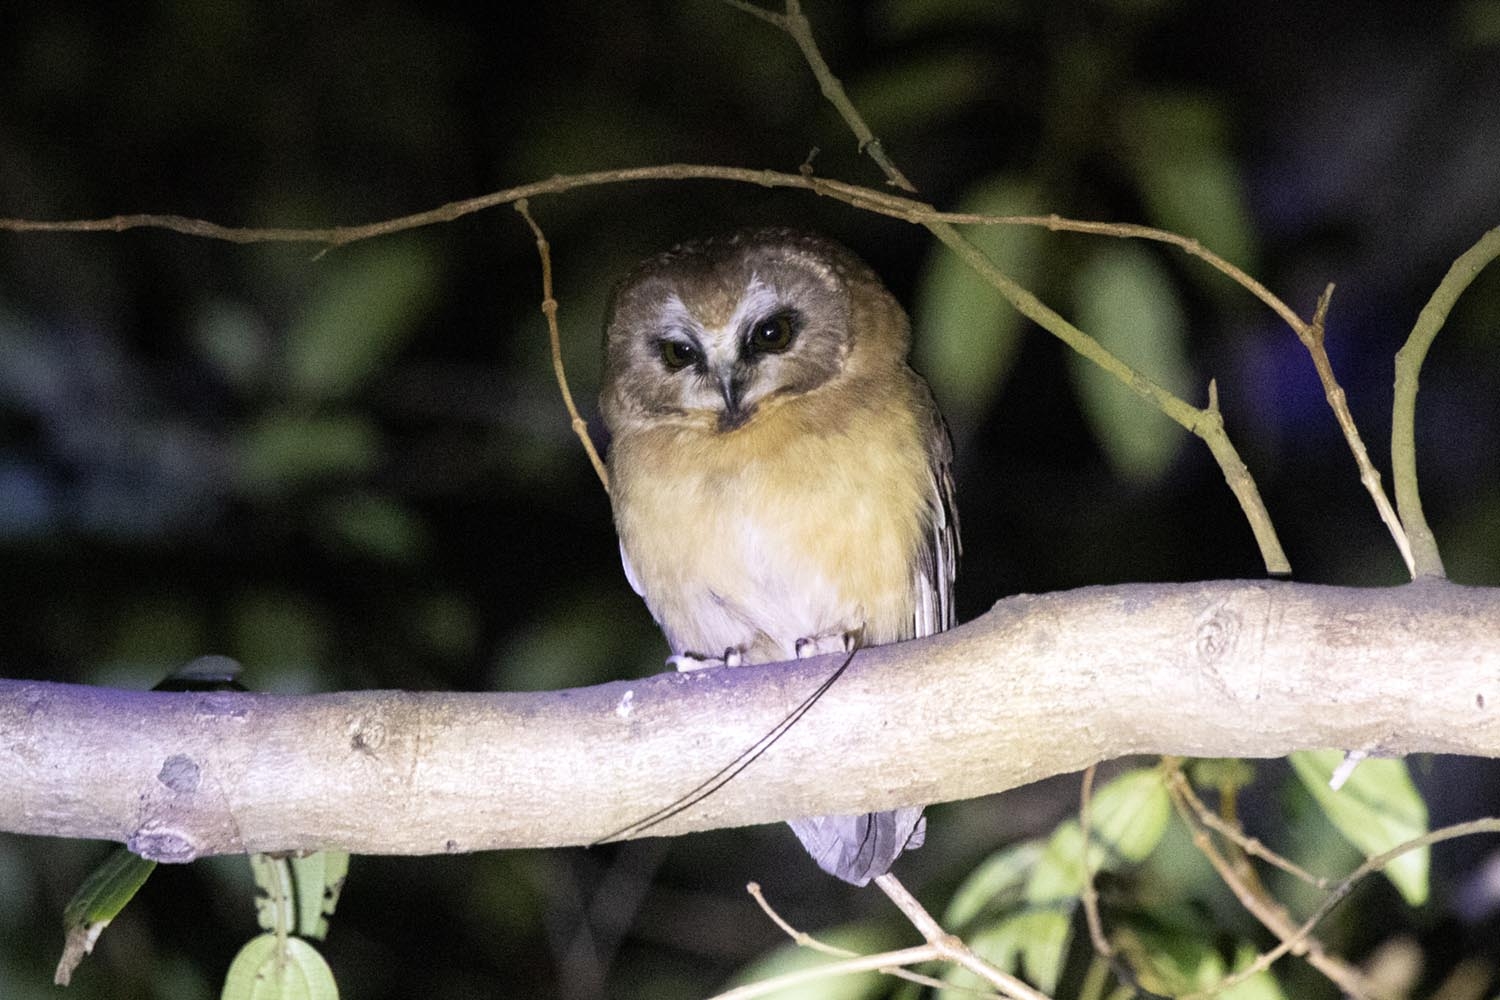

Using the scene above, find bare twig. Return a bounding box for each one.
[1393,223,1500,579]
[513,200,610,491]
[0,164,817,246]
[704,944,943,1000]
[874,873,1054,1000]
[1291,285,1417,578]
[744,882,847,959]
[1166,768,1378,1000]
[1171,769,1329,889]
[744,883,957,993]
[1078,765,1113,959]
[1186,817,1500,999]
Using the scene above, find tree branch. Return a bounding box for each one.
[2,579,1496,861]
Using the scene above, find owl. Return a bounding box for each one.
[599,228,958,886]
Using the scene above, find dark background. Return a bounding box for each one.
[2,1,1499,997]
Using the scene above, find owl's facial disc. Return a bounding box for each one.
[654,282,808,432]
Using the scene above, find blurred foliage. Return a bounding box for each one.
[2,0,1500,998]
[913,175,1044,438]
[1290,750,1431,906]
[1069,242,1193,483]
[939,767,1171,995]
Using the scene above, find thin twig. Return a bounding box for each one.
[0,164,820,246]
[774,0,917,191]
[874,873,1055,1000]
[1166,768,1378,1000]
[745,882,847,957]
[704,944,942,1000]
[1185,817,1500,999]
[1393,223,1500,579]
[1171,769,1329,889]
[1291,285,1416,578]
[1078,765,1113,959]
[513,200,610,491]
[744,882,959,993]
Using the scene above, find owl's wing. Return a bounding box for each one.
[912,407,960,639]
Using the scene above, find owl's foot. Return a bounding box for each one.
[667,647,745,672]
[794,626,864,659]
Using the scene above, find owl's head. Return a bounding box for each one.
[600,228,910,435]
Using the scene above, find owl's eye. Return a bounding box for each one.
[659,339,699,371]
[747,312,797,355]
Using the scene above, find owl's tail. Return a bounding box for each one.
[786,807,926,886]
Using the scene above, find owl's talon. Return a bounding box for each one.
[667,647,745,672]
[794,629,861,659]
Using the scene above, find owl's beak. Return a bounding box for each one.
[717,370,750,432]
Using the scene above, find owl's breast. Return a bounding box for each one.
[608,378,933,663]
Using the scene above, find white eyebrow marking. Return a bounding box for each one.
[658,293,701,340]
[720,275,782,338]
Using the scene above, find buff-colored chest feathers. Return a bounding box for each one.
[610,375,932,661]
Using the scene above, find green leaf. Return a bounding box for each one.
[1089,767,1172,863]
[1120,929,1287,1000]
[319,493,427,562]
[943,839,1045,928]
[1016,827,1085,993]
[938,908,1070,999]
[1013,908,1072,993]
[195,298,272,392]
[1025,769,1169,907]
[1120,90,1258,275]
[63,849,158,928]
[221,934,339,1000]
[238,411,380,494]
[55,848,158,985]
[1070,243,1193,483]
[940,771,1169,998]
[1289,750,1430,905]
[289,852,350,941]
[251,855,295,935]
[847,50,989,135]
[250,852,348,941]
[1186,757,1257,793]
[285,240,439,401]
[913,175,1046,436]
[1026,821,1093,904]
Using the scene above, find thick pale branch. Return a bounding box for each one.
[1,579,1496,861]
